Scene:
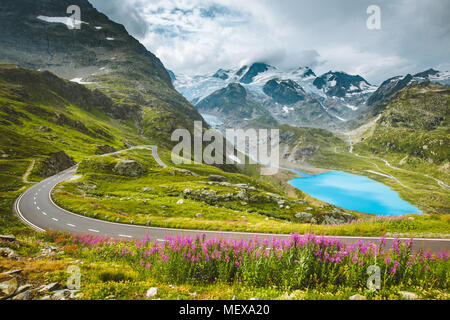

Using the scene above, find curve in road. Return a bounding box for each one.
[14,146,450,253]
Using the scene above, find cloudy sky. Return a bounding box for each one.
[89,0,450,84]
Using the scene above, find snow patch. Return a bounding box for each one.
[37,15,88,29]
[70,78,94,85]
[282,106,294,114]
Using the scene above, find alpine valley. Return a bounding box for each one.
[0,0,449,302]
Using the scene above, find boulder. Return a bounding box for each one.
[0,235,16,242]
[349,294,366,300]
[38,126,52,132]
[2,269,22,276]
[208,175,227,182]
[17,284,33,293]
[0,278,18,296]
[38,151,75,177]
[236,189,248,201]
[176,169,197,176]
[0,247,19,259]
[113,160,145,177]
[399,291,419,300]
[51,289,72,300]
[11,290,32,300]
[321,215,341,225]
[146,287,158,298]
[294,212,314,223]
[37,282,60,293]
[94,145,117,155]
[342,213,356,222]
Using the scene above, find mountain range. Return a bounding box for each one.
[174,63,450,132]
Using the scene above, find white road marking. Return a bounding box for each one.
[119,234,133,238]
[88,229,100,233]
[42,212,47,216]
[67,223,76,227]
[52,218,58,222]
[36,207,40,210]
[34,201,36,205]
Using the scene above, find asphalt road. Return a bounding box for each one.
[14,146,449,253]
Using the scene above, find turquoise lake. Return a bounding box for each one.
[288,170,421,216]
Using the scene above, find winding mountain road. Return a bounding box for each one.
[14,146,449,253]
[348,136,449,191]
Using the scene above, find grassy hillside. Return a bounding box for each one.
[0,0,205,148]
[356,82,449,165]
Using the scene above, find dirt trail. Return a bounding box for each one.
[22,160,35,184]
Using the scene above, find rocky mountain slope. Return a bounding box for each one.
[0,63,147,178]
[0,0,204,147]
[355,82,449,165]
[175,63,377,130]
[196,83,278,129]
[368,69,450,107]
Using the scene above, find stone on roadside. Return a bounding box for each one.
[17,284,33,293]
[0,278,18,296]
[294,212,313,222]
[399,291,419,300]
[12,290,32,300]
[146,287,158,298]
[38,282,60,293]
[349,294,366,300]
[51,289,72,300]
[0,247,19,259]
[177,199,184,205]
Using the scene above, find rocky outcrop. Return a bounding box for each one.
[367,74,413,106]
[37,151,75,177]
[183,187,275,205]
[263,79,306,105]
[113,160,145,177]
[95,145,117,155]
[208,175,227,182]
[293,146,318,162]
[313,71,372,98]
[320,210,356,225]
[240,63,272,84]
[0,278,18,296]
[0,247,19,259]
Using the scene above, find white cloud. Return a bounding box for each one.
[89,0,450,84]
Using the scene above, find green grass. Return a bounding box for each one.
[50,149,449,238]
[1,230,448,300]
